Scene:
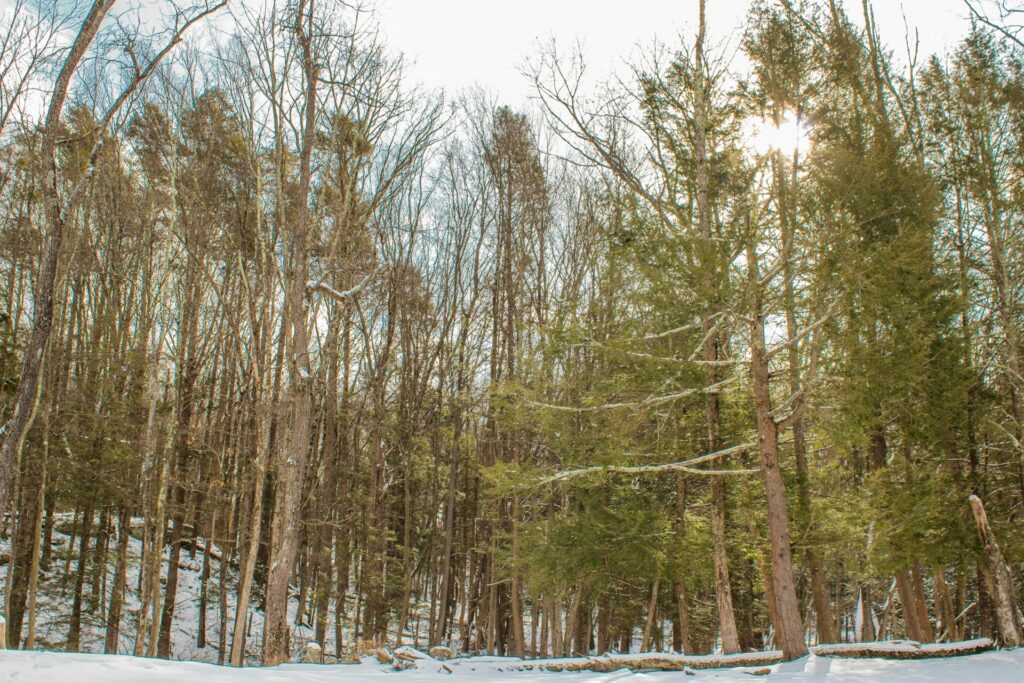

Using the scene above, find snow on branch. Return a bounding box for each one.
[640,316,712,341]
[537,441,757,486]
[581,342,739,367]
[524,377,736,413]
[308,269,376,303]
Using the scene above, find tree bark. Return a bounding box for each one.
[969,495,1023,647]
[641,579,661,652]
[261,0,318,664]
[747,239,808,660]
[67,507,93,652]
[104,507,131,654]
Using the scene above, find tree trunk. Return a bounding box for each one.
[67,507,93,652]
[933,566,958,642]
[857,585,876,642]
[674,474,693,654]
[510,495,526,658]
[230,423,269,666]
[641,579,661,652]
[692,0,740,654]
[24,436,48,650]
[911,563,935,642]
[104,507,130,654]
[747,239,808,660]
[197,506,215,650]
[969,495,1023,647]
[261,0,318,662]
[597,597,610,654]
[157,512,184,658]
[895,568,927,642]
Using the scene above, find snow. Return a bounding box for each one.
[0,516,320,664]
[3,518,1021,681]
[1,646,1023,682]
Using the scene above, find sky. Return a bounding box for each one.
[377,0,974,104]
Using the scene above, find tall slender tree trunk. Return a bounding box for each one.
[197,505,216,649]
[641,579,661,652]
[911,563,934,642]
[895,568,928,642]
[434,375,462,645]
[674,475,693,653]
[145,416,176,658]
[510,495,526,658]
[747,239,808,660]
[157,510,184,658]
[933,566,958,641]
[692,0,740,654]
[104,507,131,654]
[261,0,318,664]
[762,91,838,646]
[24,428,48,650]
[67,506,93,652]
[230,409,270,666]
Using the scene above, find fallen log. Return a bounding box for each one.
[491,638,996,674]
[812,638,994,660]
[499,651,783,673]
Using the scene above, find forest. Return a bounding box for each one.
[0,0,1023,672]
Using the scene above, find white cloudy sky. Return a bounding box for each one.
[0,0,978,114]
[376,0,972,103]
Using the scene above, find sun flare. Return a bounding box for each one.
[746,113,809,157]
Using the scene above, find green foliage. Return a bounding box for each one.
[518,479,673,597]
[867,464,974,571]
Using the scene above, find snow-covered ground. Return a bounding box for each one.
[0,646,1022,682]
[3,518,1021,680]
[0,516,326,663]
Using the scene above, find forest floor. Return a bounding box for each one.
[0,646,1022,682]
[0,518,1019,680]
[0,515,318,663]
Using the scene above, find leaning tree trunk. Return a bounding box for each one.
[969,495,1023,647]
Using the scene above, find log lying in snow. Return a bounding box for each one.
[559,652,783,672]
[495,639,995,674]
[811,638,994,659]
[501,651,784,673]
